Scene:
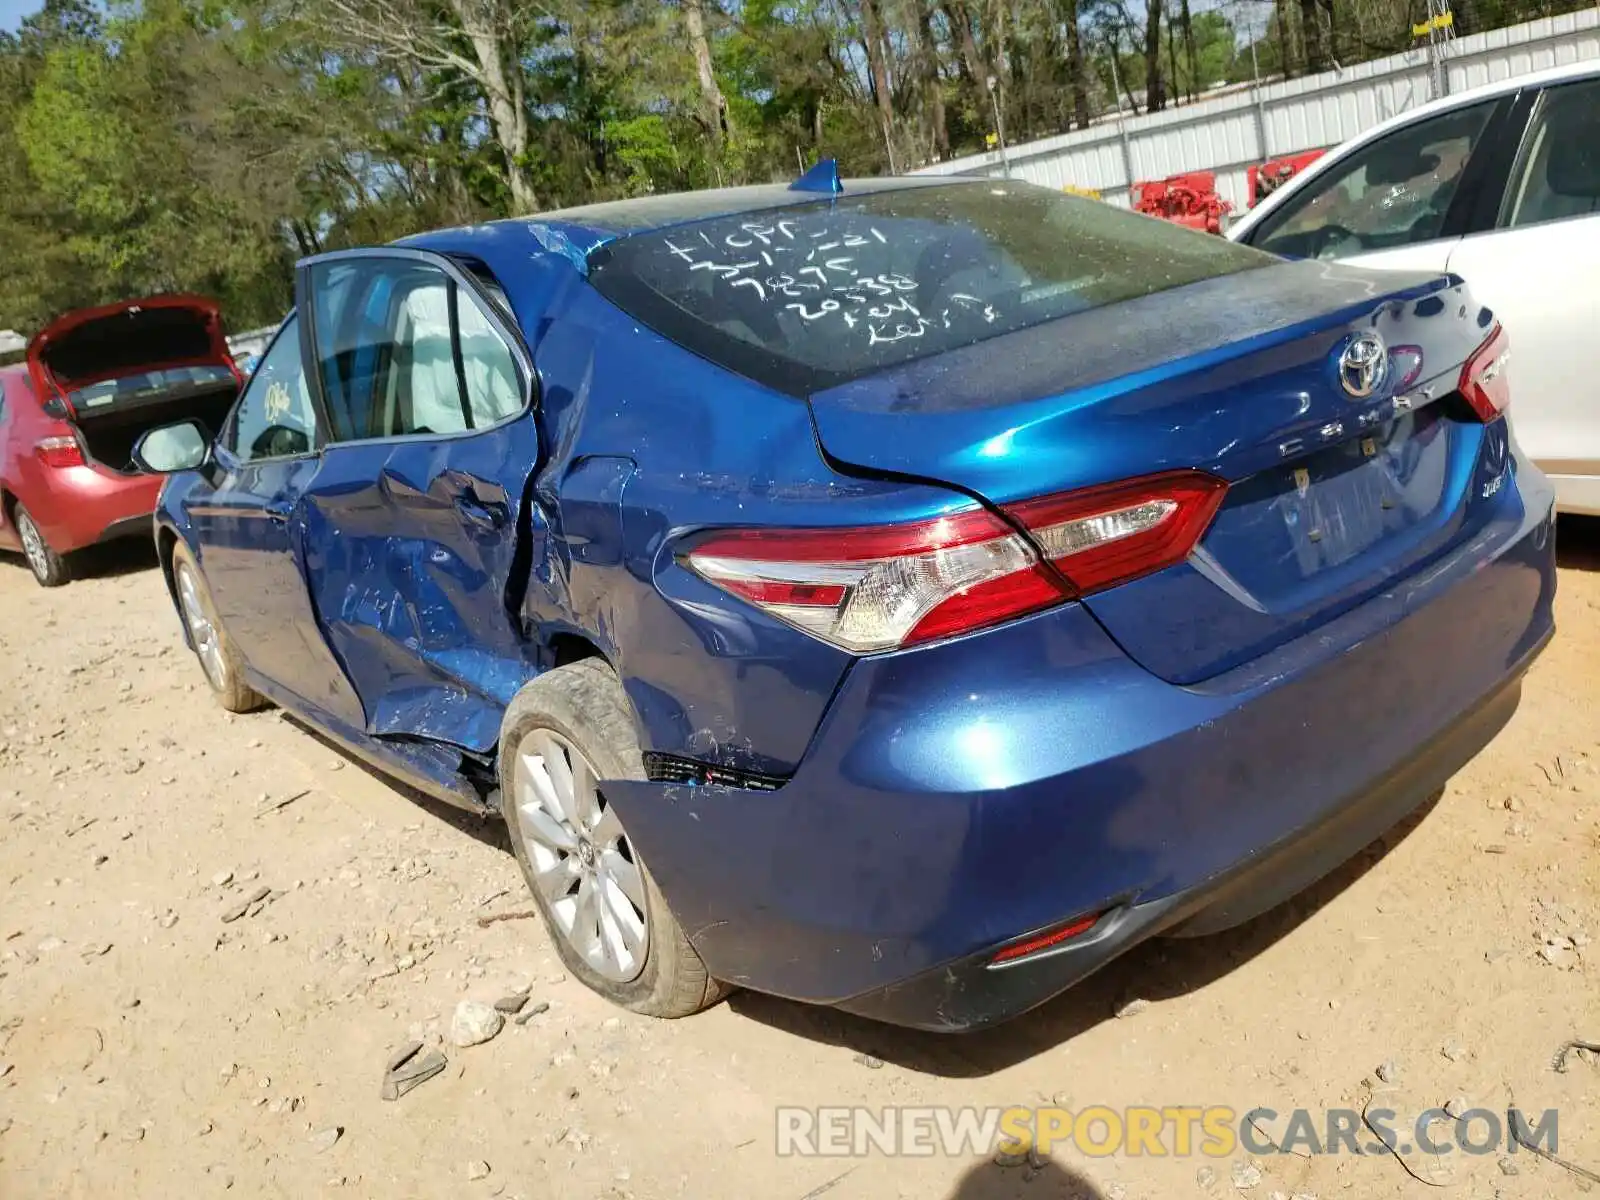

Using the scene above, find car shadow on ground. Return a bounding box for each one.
[945,1156,1106,1199]
[0,538,159,585]
[728,792,1443,1078]
[1557,514,1600,571]
[277,714,511,854]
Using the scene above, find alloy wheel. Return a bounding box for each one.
[176,564,227,690]
[512,728,649,983]
[16,511,48,579]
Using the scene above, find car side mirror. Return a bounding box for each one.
[132,419,212,474]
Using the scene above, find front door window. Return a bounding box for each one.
[1250,101,1497,260]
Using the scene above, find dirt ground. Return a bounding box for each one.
[1,523,1598,1200]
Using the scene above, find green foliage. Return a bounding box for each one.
[0,0,1572,337]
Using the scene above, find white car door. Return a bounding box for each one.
[1240,98,1504,277]
[1443,76,1600,515]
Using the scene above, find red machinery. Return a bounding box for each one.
[1131,171,1232,235]
[1247,150,1327,207]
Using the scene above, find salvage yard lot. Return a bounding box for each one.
[2,527,1598,1200]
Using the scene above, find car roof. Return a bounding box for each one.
[1229,58,1600,238]
[395,175,967,267]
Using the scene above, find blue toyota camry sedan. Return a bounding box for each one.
[135,165,1555,1031]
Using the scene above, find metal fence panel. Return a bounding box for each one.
[913,8,1600,212]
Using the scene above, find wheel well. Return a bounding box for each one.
[0,489,14,523]
[155,526,181,603]
[547,633,604,670]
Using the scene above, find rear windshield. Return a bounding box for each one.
[69,364,236,410]
[589,181,1276,395]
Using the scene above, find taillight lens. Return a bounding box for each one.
[680,470,1227,653]
[1460,324,1511,422]
[34,435,85,469]
[1006,471,1228,596]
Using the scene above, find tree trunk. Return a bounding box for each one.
[913,1,949,160]
[1299,0,1328,74]
[942,0,986,87]
[858,0,897,170]
[1060,0,1088,129]
[1180,0,1197,100]
[1143,0,1164,113]
[988,0,1008,131]
[1274,0,1291,77]
[682,0,728,142]
[1166,12,1179,106]
[449,0,535,211]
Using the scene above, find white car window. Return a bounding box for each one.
[309,257,526,441]
[1249,100,1496,260]
[456,293,523,426]
[388,279,465,436]
[1504,79,1600,230]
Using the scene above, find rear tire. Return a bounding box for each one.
[14,505,69,588]
[498,658,729,1019]
[170,542,264,713]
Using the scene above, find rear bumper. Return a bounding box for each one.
[605,469,1557,1031]
[834,665,1533,1030]
[28,468,161,552]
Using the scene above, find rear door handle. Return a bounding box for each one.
[454,491,506,531]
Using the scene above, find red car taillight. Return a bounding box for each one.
[680,470,1227,653]
[1460,324,1511,422]
[34,435,85,469]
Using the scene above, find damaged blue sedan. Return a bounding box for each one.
[138,165,1555,1031]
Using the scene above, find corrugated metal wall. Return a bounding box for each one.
[911,8,1600,211]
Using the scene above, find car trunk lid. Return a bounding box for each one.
[27,294,237,418]
[26,295,241,473]
[806,262,1505,683]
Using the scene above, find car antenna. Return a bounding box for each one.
[789,158,843,195]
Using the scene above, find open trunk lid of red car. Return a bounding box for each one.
[27,294,236,417]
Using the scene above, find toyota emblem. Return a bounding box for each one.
[1339,332,1388,399]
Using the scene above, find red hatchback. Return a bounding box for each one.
[0,295,242,586]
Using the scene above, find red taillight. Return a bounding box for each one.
[1460,324,1511,422]
[990,912,1104,965]
[680,470,1227,654]
[1005,470,1228,596]
[34,435,84,469]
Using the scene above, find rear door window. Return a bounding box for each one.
[309,258,526,441]
[1501,78,1600,229]
[589,181,1276,395]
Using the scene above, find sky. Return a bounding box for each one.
[0,0,39,33]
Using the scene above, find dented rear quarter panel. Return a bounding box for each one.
[403,225,978,777]
[521,284,972,777]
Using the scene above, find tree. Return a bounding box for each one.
[313,0,539,211]
[1060,0,1090,128]
[1143,0,1165,112]
[682,0,730,144]
[0,0,1577,339]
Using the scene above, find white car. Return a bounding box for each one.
[1229,61,1600,515]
